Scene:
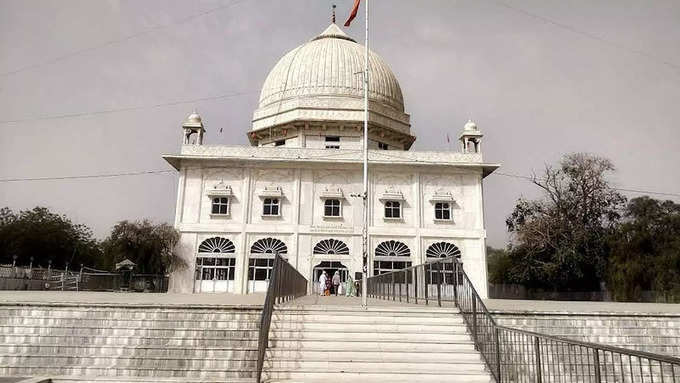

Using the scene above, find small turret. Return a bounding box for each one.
[182,111,205,145]
[459,120,483,154]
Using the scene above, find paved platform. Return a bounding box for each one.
[485,299,680,315]
[0,291,265,308]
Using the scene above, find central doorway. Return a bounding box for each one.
[312,261,349,295]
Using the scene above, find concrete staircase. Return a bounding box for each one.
[262,303,493,382]
[0,304,261,382]
[494,313,680,356]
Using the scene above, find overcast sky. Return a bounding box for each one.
[1,0,679,248]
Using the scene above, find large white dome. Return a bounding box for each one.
[257,23,405,113]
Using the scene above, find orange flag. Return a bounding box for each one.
[344,0,361,27]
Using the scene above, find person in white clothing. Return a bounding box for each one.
[319,271,328,296]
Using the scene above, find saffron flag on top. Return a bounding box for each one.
[344,0,361,27]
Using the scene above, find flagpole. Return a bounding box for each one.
[361,0,369,308]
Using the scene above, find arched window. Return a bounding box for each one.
[426,242,461,258]
[198,237,235,253]
[313,239,349,255]
[195,237,236,292]
[374,240,411,276]
[375,240,410,258]
[248,238,288,288]
[250,237,288,255]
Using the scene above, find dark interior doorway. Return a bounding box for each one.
[312,261,349,294]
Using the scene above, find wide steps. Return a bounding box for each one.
[0,365,256,379]
[0,304,261,380]
[3,344,256,358]
[265,349,482,362]
[0,324,259,337]
[263,305,492,382]
[263,371,493,383]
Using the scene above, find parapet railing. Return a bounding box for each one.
[256,254,308,383]
[366,256,680,383]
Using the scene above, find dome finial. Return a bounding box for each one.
[332,4,336,24]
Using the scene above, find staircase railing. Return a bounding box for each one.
[256,254,308,383]
[366,256,680,383]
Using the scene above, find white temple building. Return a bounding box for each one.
[163,23,499,298]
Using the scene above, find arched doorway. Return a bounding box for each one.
[195,237,236,293]
[247,237,288,293]
[312,261,349,295]
[312,239,350,295]
[425,242,461,297]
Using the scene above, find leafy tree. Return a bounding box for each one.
[101,220,185,274]
[0,206,101,269]
[607,197,680,301]
[505,153,626,290]
[487,246,512,284]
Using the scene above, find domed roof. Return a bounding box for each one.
[464,120,478,131]
[257,23,405,112]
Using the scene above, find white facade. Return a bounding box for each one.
[163,23,499,298]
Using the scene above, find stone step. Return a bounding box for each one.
[265,349,483,362]
[50,377,256,383]
[0,365,256,379]
[277,305,460,313]
[0,309,260,321]
[268,329,470,342]
[0,354,256,369]
[269,321,467,332]
[262,370,493,383]
[1,344,257,358]
[272,313,462,324]
[263,360,487,373]
[268,338,476,351]
[0,334,258,347]
[0,325,259,338]
[0,316,261,328]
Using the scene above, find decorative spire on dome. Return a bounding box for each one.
[312,23,356,43]
[332,4,336,24]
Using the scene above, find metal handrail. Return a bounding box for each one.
[366,256,680,382]
[256,254,308,383]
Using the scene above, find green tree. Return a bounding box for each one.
[505,153,626,290]
[101,220,185,274]
[0,206,101,268]
[487,246,512,284]
[607,197,680,301]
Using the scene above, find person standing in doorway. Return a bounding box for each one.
[332,271,341,296]
[319,270,328,296]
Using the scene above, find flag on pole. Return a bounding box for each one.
[344,0,361,27]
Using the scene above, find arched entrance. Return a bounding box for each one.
[312,261,349,295]
[425,242,461,297]
[194,237,236,293]
[247,237,288,293]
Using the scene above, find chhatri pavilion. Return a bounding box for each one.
[163,23,499,297]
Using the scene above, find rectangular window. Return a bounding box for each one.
[378,142,388,150]
[324,199,341,217]
[275,140,285,146]
[195,257,235,281]
[434,202,451,220]
[263,198,280,216]
[384,201,401,219]
[325,136,340,149]
[248,258,275,281]
[211,197,229,215]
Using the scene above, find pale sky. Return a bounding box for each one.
[1,0,679,248]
